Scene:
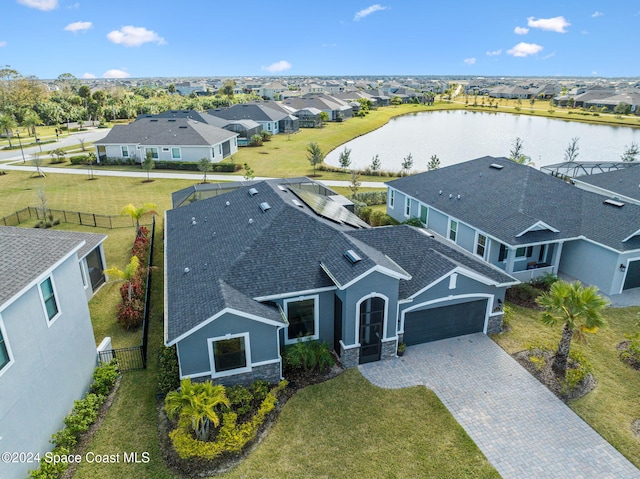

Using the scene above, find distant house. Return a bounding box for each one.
[164,178,514,386]
[282,93,353,121]
[95,117,238,163]
[0,227,106,479]
[138,110,261,147]
[208,103,299,135]
[259,81,287,100]
[387,156,640,295]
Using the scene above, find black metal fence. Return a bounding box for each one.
[0,206,152,229]
[98,217,156,372]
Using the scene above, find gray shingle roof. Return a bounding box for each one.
[348,226,515,299]
[576,165,640,202]
[96,118,237,147]
[0,227,106,307]
[208,104,289,122]
[387,156,640,252]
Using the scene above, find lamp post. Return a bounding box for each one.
[15,130,25,163]
[36,137,42,153]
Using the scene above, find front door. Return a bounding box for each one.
[359,297,384,364]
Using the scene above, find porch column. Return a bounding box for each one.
[505,247,516,274]
[552,242,564,274]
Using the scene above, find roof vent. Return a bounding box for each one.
[456,195,461,200]
[184,267,190,274]
[604,199,625,207]
[248,187,258,196]
[277,185,288,192]
[490,163,504,170]
[292,199,303,207]
[259,202,271,212]
[249,218,254,224]
[225,201,230,206]
[449,194,453,199]
[150,119,158,122]
[344,249,362,264]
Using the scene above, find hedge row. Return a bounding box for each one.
[68,155,241,172]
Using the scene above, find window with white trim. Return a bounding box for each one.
[476,234,487,258]
[40,277,59,322]
[147,147,159,159]
[0,327,10,372]
[171,147,181,160]
[449,220,458,242]
[515,247,526,258]
[404,197,411,217]
[121,146,129,158]
[388,189,395,208]
[79,261,88,289]
[209,333,251,376]
[285,296,318,342]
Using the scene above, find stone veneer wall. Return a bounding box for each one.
[487,313,503,335]
[381,338,398,360]
[194,362,281,387]
[340,343,360,369]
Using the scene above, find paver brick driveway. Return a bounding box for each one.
[359,333,640,479]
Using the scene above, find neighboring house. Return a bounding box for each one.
[164,178,514,386]
[95,118,238,163]
[208,103,299,135]
[281,93,353,121]
[287,107,323,128]
[259,81,287,100]
[387,156,640,295]
[0,227,106,479]
[138,110,261,147]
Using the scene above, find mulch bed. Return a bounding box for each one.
[616,341,640,370]
[159,364,344,478]
[60,376,122,479]
[512,349,595,403]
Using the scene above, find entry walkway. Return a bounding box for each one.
[359,334,640,479]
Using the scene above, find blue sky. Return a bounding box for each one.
[1,0,638,79]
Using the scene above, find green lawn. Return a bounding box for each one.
[493,303,640,468]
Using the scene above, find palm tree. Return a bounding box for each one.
[536,280,609,378]
[21,109,41,137]
[165,378,230,441]
[0,113,16,147]
[508,137,535,166]
[121,202,157,234]
[104,255,140,301]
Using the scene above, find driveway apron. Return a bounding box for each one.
[359,333,640,479]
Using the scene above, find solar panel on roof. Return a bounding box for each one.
[291,189,369,228]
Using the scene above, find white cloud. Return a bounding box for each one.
[262,60,292,73]
[514,26,529,35]
[354,4,387,21]
[0,41,7,48]
[527,16,570,33]
[322,43,337,47]
[107,26,166,47]
[591,11,603,18]
[581,30,589,35]
[17,0,58,10]
[507,42,544,57]
[81,72,96,79]
[102,69,130,79]
[486,49,502,56]
[64,21,92,33]
[592,71,598,75]
[464,57,476,65]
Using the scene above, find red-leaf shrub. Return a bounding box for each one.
[116,298,144,330]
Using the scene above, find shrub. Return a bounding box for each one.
[224,385,255,417]
[158,345,180,395]
[260,130,272,141]
[358,206,372,223]
[70,155,89,165]
[90,361,118,396]
[402,217,424,227]
[620,333,640,368]
[352,191,387,206]
[116,298,144,330]
[250,380,271,403]
[284,340,334,373]
[249,134,263,146]
[564,350,592,391]
[530,272,559,291]
[505,282,542,306]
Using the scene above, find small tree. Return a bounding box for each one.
[243,162,255,180]
[0,113,16,147]
[87,151,96,180]
[621,142,639,162]
[319,111,329,127]
[427,154,440,171]
[349,170,361,198]
[536,280,609,379]
[121,202,157,234]
[249,134,263,146]
[564,137,580,163]
[338,147,352,170]
[49,148,66,164]
[306,142,324,176]
[142,150,155,182]
[370,154,381,172]
[614,102,631,115]
[260,130,272,142]
[509,137,534,166]
[198,157,213,183]
[32,152,45,177]
[390,96,402,107]
[78,137,86,151]
[104,255,141,301]
[401,153,414,175]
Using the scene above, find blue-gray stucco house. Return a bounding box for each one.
[0,227,107,479]
[386,156,640,296]
[164,178,515,385]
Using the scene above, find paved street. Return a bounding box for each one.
[360,334,640,479]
